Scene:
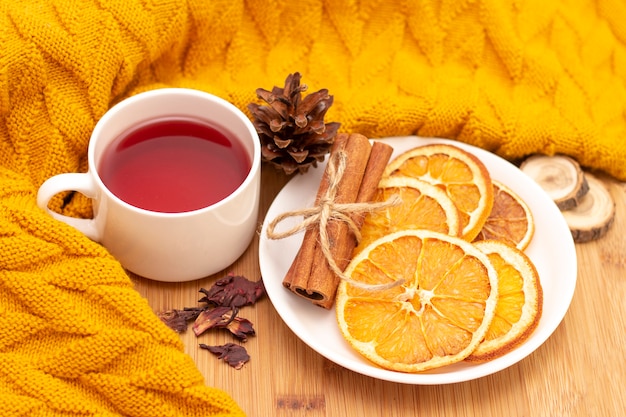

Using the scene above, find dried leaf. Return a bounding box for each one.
[199,274,265,308]
[200,343,250,369]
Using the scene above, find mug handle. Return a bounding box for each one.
[37,173,101,241]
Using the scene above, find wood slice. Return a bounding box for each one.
[519,155,589,210]
[561,173,615,243]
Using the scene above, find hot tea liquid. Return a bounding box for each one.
[99,117,251,213]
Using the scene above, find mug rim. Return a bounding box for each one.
[88,88,261,217]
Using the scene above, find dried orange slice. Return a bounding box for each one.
[354,176,462,254]
[474,181,535,250]
[336,229,498,373]
[466,240,543,363]
[384,144,494,241]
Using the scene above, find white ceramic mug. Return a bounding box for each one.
[37,88,261,282]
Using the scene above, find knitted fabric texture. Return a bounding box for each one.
[1,0,625,416]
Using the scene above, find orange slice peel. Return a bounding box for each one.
[384,144,494,241]
[355,176,462,254]
[467,239,543,362]
[336,229,499,373]
[474,180,535,250]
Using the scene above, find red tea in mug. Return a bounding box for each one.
[98,117,251,213]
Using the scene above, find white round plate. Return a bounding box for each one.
[259,136,577,384]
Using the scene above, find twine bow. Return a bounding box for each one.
[266,151,403,291]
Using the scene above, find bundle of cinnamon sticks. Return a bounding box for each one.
[282,133,393,309]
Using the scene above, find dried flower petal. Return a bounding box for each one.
[226,316,256,341]
[200,343,250,369]
[192,306,234,336]
[192,306,256,341]
[157,273,261,367]
[158,307,204,333]
[199,274,265,308]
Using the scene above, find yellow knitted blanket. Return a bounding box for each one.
[1,1,625,415]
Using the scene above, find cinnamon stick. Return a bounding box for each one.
[353,141,394,226]
[306,140,393,308]
[292,134,372,307]
[282,133,393,309]
[282,134,349,291]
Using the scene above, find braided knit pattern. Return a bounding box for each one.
[1,0,625,415]
[1,1,246,416]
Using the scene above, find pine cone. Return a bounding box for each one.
[248,72,340,175]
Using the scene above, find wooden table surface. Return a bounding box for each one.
[132,159,626,417]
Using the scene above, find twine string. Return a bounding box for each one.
[266,151,404,291]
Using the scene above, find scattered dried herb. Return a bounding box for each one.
[192,305,256,341]
[225,316,256,341]
[198,274,265,308]
[158,273,265,369]
[192,306,235,336]
[200,343,250,370]
[157,307,204,333]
